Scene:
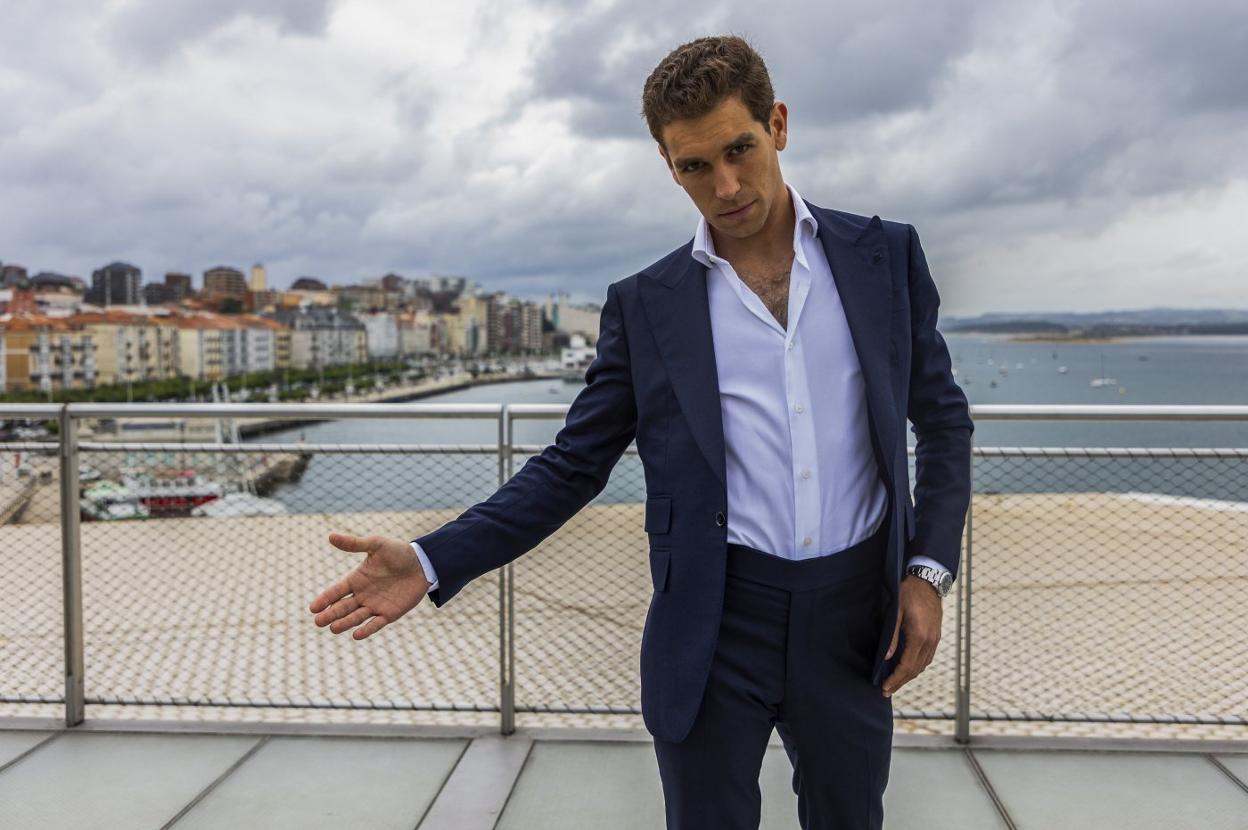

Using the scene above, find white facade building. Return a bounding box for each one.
[358,312,400,358]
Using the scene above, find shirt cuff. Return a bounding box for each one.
[410,541,439,591]
[905,554,950,579]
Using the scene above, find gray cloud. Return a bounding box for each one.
[107,0,334,62]
[0,0,1246,315]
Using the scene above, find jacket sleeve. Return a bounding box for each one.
[413,281,638,607]
[905,223,974,580]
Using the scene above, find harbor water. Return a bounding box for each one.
[250,334,1248,512]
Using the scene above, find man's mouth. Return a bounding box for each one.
[719,200,755,218]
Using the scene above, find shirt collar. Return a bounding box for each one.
[692,180,819,269]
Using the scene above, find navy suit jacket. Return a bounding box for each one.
[416,200,974,743]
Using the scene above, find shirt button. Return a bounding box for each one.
[801,469,811,480]
[714,511,726,527]
[786,340,794,350]
[802,536,813,547]
[795,403,804,414]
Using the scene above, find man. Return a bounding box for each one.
[309,34,972,830]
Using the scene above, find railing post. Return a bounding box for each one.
[955,433,974,743]
[58,404,85,726]
[499,404,516,735]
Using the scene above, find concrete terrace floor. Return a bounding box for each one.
[0,720,1245,829]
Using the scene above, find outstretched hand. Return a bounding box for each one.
[880,574,943,697]
[308,532,431,640]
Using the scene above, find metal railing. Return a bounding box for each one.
[0,402,1244,744]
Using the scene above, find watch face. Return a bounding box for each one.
[939,573,954,593]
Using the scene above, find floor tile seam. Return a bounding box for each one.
[161,734,269,829]
[1206,754,1248,795]
[415,735,490,829]
[963,746,1019,830]
[0,730,62,776]
[487,737,538,830]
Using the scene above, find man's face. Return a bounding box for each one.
[659,93,788,243]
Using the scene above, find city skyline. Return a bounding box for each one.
[2,2,1246,315]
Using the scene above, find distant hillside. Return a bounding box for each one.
[944,308,1248,336]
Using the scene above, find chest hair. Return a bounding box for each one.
[736,262,793,330]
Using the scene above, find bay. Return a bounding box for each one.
[253,334,1248,510]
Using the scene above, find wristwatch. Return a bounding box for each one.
[905,564,953,598]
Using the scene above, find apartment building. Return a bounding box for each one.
[172,317,226,380]
[0,315,96,392]
[72,311,179,385]
[357,312,399,358]
[270,307,367,369]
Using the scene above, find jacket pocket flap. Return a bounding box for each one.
[644,495,672,534]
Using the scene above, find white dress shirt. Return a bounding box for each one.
[411,181,948,590]
[696,181,945,575]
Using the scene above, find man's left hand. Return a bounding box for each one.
[881,574,943,698]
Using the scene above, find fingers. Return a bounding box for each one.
[327,532,381,554]
[312,593,360,626]
[882,636,939,698]
[308,576,351,614]
[329,605,372,634]
[353,614,390,640]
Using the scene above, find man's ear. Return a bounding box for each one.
[770,101,789,152]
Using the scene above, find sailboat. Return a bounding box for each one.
[1090,353,1117,387]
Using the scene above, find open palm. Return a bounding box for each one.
[308,532,430,640]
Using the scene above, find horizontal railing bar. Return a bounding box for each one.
[0,404,63,417]
[7,403,1247,421]
[971,446,1248,458]
[509,403,1248,421]
[970,404,1248,420]
[80,695,500,713]
[508,404,575,418]
[0,442,60,451]
[967,710,1247,726]
[61,403,504,419]
[511,444,641,456]
[77,442,499,454]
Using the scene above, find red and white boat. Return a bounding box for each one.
[119,468,225,516]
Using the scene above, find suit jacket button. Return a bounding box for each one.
[714,511,726,527]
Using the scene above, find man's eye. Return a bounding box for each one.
[730,144,750,155]
[682,163,700,173]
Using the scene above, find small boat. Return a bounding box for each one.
[1090,354,1116,387]
[1057,366,1069,374]
[81,481,150,521]
[121,469,225,516]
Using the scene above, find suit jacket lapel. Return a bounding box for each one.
[811,204,898,487]
[638,203,898,496]
[639,242,727,490]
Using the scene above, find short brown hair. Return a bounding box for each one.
[641,34,775,154]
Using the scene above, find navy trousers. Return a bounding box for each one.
[652,521,894,829]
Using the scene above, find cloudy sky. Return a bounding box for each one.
[2,0,1246,315]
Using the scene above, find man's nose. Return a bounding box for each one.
[714,168,740,201]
